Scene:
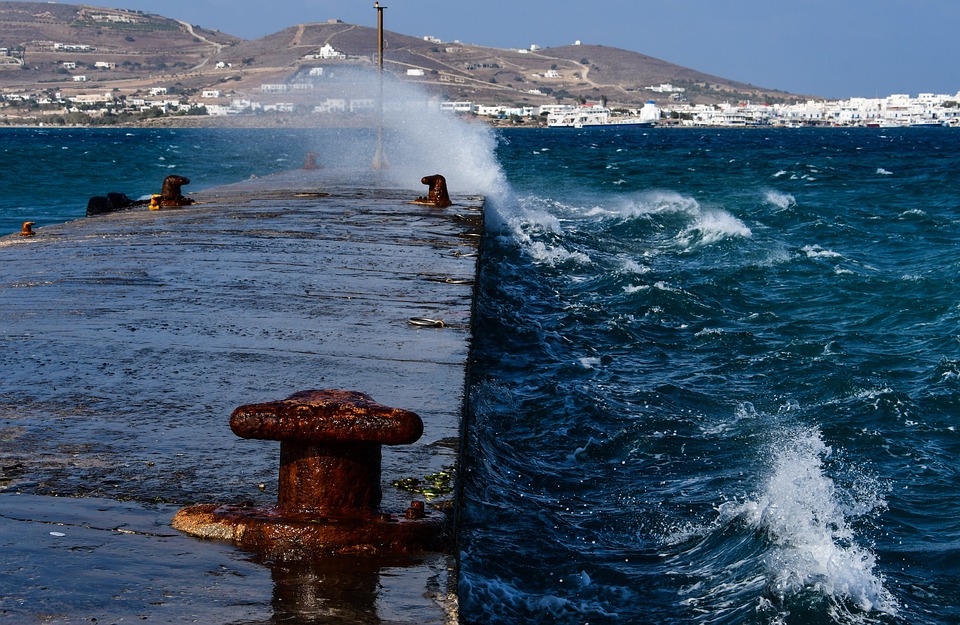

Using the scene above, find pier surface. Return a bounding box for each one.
[0,169,482,623]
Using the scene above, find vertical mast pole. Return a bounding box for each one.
[372,2,388,170]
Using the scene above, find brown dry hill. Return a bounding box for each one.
[0,2,804,107]
[0,2,238,89]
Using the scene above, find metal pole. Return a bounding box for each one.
[372,2,388,170]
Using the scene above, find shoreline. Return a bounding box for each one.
[2,113,949,130]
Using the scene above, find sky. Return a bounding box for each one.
[104,0,959,100]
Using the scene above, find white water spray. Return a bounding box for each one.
[724,427,898,618]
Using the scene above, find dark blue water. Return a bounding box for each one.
[0,127,380,235]
[459,127,960,625]
[3,126,959,624]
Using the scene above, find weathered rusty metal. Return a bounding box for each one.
[411,174,453,207]
[159,174,195,207]
[172,390,444,556]
[231,389,422,515]
[20,221,35,237]
[405,500,426,520]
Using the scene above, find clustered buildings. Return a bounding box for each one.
[0,38,957,127]
[664,93,960,127]
[451,92,960,127]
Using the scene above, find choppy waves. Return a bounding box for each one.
[462,127,960,625]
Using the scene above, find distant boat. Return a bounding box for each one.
[864,118,899,128]
[908,118,947,128]
[548,101,660,128]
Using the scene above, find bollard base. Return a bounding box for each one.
[172,503,446,557]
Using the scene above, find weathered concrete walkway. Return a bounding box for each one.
[0,168,482,623]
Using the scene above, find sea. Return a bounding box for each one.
[2,123,959,625]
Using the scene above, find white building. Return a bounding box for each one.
[70,93,113,104]
[316,44,345,59]
[439,101,476,113]
[204,104,232,116]
[90,13,135,23]
[647,83,685,93]
[313,98,346,113]
[54,43,94,52]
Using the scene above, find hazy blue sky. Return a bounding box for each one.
[111,0,959,100]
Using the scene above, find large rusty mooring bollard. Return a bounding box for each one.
[172,390,445,556]
[153,174,195,208]
[410,174,453,208]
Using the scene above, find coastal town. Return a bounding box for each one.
[3,73,958,128]
[0,16,957,128]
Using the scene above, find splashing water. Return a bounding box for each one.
[764,190,797,210]
[723,427,898,620]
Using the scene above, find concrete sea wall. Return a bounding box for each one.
[0,168,483,623]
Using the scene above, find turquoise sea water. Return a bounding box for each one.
[2,126,960,624]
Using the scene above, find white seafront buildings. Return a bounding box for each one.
[440,91,959,127]
[2,68,956,127]
[663,92,960,127]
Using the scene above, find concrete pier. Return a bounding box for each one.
[0,168,482,623]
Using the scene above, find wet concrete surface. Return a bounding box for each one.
[0,168,482,623]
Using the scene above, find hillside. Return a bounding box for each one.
[0,2,805,109]
[0,2,238,88]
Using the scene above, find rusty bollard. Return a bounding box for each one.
[20,221,35,237]
[172,390,445,556]
[158,174,195,207]
[410,174,453,208]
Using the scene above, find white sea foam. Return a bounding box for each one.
[899,208,927,219]
[602,190,752,248]
[620,258,651,275]
[525,240,591,266]
[764,190,797,210]
[723,427,898,618]
[613,189,702,219]
[876,168,892,176]
[802,245,843,259]
[676,208,752,247]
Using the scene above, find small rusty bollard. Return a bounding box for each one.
[158,174,195,207]
[303,152,321,170]
[405,500,425,520]
[172,390,444,556]
[411,174,453,208]
[20,221,35,237]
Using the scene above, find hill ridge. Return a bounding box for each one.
[0,1,807,108]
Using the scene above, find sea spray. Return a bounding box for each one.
[722,427,897,620]
[764,189,797,210]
